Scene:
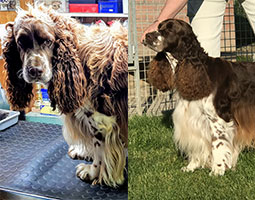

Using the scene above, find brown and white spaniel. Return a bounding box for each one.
[2,5,127,187]
[143,18,255,175]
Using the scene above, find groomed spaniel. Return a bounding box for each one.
[143,18,255,176]
[2,5,127,187]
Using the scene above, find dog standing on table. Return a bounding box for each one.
[2,5,127,187]
[143,18,255,175]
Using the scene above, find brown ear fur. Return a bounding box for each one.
[176,59,213,100]
[2,23,33,110]
[110,42,128,146]
[147,52,174,92]
[88,35,128,146]
[46,11,86,114]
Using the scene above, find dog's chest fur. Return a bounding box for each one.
[172,93,236,167]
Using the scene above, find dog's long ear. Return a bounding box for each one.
[47,16,86,114]
[107,39,128,145]
[176,59,213,100]
[147,52,174,92]
[2,22,33,110]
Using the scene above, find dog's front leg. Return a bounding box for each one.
[63,114,94,161]
[76,137,103,185]
[76,112,125,187]
[207,115,235,176]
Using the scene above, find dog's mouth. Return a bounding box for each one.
[142,39,148,46]
[143,40,163,52]
[22,52,53,84]
[143,32,164,52]
[23,64,52,84]
[143,32,156,47]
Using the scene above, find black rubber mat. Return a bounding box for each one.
[0,121,127,200]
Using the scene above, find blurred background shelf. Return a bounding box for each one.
[62,12,128,18]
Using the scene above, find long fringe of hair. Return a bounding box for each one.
[79,22,128,146]
[93,112,125,188]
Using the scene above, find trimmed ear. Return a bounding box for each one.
[2,22,33,110]
[147,52,174,92]
[48,38,87,114]
[176,59,213,100]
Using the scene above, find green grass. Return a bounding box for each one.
[128,113,255,200]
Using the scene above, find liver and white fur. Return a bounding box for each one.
[144,19,255,175]
[2,5,127,187]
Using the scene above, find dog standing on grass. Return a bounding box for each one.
[143,18,255,175]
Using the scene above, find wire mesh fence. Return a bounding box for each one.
[128,0,255,116]
[234,1,255,62]
[221,0,236,60]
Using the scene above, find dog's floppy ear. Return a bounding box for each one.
[47,17,86,114]
[176,59,213,100]
[2,22,34,110]
[147,52,174,92]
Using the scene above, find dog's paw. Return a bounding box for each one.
[209,163,225,176]
[76,163,99,184]
[181,166,195,172]
[68,145,93,161]
[181,160,202,172]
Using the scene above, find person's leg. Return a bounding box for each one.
[188,0,227,57]
[240,0,255,33]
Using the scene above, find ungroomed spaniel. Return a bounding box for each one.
[143,18,255,176]
[2,5,127,187]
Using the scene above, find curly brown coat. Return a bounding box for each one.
[2,5,127,187]
[146,18,255,147]
[2,6,127,140]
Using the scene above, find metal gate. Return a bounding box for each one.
[128,0,255,116]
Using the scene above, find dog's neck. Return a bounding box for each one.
[168,40,208,64]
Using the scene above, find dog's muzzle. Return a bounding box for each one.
[26,66,43,79]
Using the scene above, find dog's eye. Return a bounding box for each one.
[44,39,52,47]
[17,37,26,48]
[17,40,24,47]
[17,35,33,49]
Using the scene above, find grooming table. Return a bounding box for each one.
[0,121,127,200]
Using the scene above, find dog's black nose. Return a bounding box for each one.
[28,67,43,78]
